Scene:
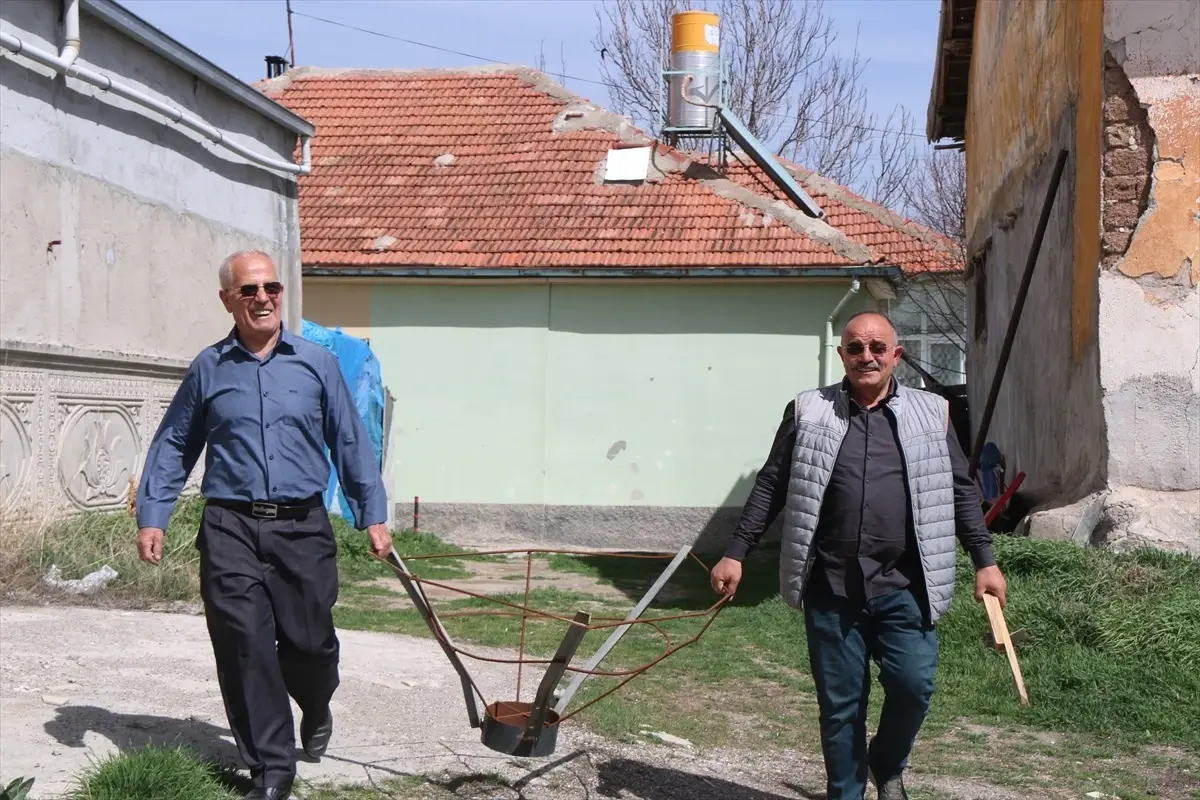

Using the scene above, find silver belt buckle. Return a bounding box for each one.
[251,501,279,519]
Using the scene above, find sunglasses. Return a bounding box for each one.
[237,282,283,299]
[844,341,891,356]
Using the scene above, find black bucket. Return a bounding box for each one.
[480,701,560,757]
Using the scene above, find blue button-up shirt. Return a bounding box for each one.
[136,327,388,530]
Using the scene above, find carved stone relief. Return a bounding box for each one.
[57,404,142,510]
[0,361,204,517]
[0,398,34,512]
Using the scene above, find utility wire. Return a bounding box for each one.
[290,9,926,141]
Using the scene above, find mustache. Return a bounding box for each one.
[854,363,881,371]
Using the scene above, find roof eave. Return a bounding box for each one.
[302,265,903,280]
[926,0,976,144]
[81,0,315,137]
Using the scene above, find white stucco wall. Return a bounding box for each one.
[0,0,307,516]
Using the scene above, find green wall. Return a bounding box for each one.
[368,281,871,510]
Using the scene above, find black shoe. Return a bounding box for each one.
[243,784,292,800]
[301,706,333,759]
[873,773,909,800]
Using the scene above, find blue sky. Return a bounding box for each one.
[122,0,940,139]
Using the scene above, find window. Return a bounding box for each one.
[889,279,967,389]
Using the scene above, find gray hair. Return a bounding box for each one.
[218,249,275,290]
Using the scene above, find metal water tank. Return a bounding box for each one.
[666,10,720,130]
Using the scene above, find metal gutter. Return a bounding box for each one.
[303,266,901,280]
[79,0,314,138]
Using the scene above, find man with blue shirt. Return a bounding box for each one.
[135,249,391,800]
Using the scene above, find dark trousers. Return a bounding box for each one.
[804,582,938,800]
[197,502,340,787]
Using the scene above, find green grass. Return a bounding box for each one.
[5,497,210,603]
[62,747,502,800]
[336,536,1200,757]
[0,496,481,604]
[65,745,240,800]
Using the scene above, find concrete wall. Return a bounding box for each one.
[0,0,304,517]
[1099,0,1200,492]
[963,0,1107,505]
[304,278,873,550]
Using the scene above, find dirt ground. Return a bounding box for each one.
[0,604,1052,800]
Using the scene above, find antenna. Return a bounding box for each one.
[286,0,296,68]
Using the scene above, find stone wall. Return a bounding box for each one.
[1019,0,1199,555]
[0,351,202,518]
[0,0,304,518]
[962,0,1107,506]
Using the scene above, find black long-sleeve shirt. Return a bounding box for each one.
[726,384,995,602]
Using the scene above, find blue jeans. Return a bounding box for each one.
[804,583,938,800]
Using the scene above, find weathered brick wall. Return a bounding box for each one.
[1100,53,1155,268]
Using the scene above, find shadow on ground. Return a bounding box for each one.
[44,705,253,793]
[546,543,784,612]
[596,757,824,799]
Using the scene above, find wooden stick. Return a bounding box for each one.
[983,594,1030,706]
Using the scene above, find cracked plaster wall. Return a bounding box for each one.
[962,0,1107,506]
[1100,0,1200,492]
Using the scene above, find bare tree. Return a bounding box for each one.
[893,148,970,383]
[593,0,917,205]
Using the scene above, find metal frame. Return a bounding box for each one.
[385,549,481,728]
[382,544,704,755]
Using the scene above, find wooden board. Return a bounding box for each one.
[984,594,1030,706]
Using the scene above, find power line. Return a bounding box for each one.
[290,9,926,141]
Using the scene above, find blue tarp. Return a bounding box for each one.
[300,319,385,525]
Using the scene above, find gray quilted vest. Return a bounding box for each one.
[780,382,958,622]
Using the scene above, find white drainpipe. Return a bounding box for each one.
[821,278,861,386]
[0,0,311,176]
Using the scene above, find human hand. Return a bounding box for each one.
[366,523,393,558]
[974,564,1007,608]
[137,527,165,565]
[710,557,743,597]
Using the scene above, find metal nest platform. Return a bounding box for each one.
[379,544,729,758]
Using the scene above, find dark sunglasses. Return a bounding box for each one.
[237,282,283,299]
[844,340,891,356]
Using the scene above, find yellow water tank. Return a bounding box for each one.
[667,10,720,130]
[671,10,720,53]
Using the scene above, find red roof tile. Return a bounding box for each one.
[259,66,958,275]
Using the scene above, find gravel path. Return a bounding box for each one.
[0,604,1033,799]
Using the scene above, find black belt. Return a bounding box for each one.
[207,495,323,520]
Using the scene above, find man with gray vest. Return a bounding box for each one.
[710,310,1006,800]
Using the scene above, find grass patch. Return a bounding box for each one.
[0,497,481,605]
[60,746,503,800]
[65,745,240,800]
[336,536,1200,759]
[0,497,208,604]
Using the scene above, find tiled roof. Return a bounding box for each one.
[259,66,958,275]
[720,159,960,274]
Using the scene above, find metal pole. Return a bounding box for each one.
[553,545,692,715]
[386,548,482,727]
[285,0,296,68]
[969,148,1070,477]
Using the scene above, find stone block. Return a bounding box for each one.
[1104,200,1142,230]
[1103,229,1133,254]
[1024,487,1199,557]
[1105,124,1138,148]
[1103,175,1146,202]
[1103,92,1140,123]
[1096,487,1200,557]
[1103,148,1150,177]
